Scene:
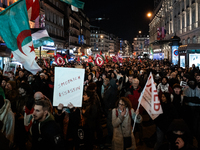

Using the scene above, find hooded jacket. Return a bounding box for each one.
[31,113,64,150]
[103,79,118,111]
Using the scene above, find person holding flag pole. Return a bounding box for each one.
[112,97,142,150]
[132,72,163,132]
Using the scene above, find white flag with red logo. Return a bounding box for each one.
[95,54,104,67]
[26,0,40,21]
[138,72,163,120]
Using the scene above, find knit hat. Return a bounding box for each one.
[40,73,45,76]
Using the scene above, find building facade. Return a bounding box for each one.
[133,35,150,57]
[149,0,200,61]
[90,26,110,55]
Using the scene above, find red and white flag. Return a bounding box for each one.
[26,0,40,21]
[43,57,48,67]
[24,107,34,132]
[95,54,104,67]
[55,54,65,66]
[138,72,163,120]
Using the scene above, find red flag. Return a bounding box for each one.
[10,53,13,59]
[77,57,80,62]
[100,51,102,55]
[88,56,93,63]
[106,56,108,63]
[26,0,40,21]
[95,54,104,67]
[43,57,48,67]
[112,56,117,63]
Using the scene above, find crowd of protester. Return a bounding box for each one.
[0,58,200,150]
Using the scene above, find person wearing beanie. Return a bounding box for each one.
[0,95,15,147]
[157,119,197,150]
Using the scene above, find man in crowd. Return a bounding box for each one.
[31,100,64,150]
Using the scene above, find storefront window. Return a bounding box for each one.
[182,39,185,45]
[192,36,197,43]
[187,38,190,44]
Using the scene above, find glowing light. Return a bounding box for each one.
[147,12,152,18]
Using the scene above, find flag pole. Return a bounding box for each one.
[132,72,151,132]
[39,46,41,65]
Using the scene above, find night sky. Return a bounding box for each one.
[82,0,154,43]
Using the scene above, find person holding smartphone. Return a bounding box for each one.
[112,97,142,150]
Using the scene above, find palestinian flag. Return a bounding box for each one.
[63,55,68,64]
[31,28,53,48]
[88,55,94,67]
[100,51,105,60]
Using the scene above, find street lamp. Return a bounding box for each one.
[139,31,142,34]
[147,12,152,18]
[100,35,103,38]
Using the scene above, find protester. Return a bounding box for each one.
[158,119,197,150]
[1,56,200,150]
[183,78,200,149]
[31,100,65,150]
[112,97,142,150]
[0,95,15,146]
[171,83,183,118]
[157,77,173,99]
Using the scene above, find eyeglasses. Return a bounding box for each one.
[118,103,125,106]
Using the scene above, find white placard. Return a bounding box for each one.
[3,62,17,76]
[53,67,85,107]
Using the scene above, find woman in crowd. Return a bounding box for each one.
[112,97,142,150]
[154,93,178,150]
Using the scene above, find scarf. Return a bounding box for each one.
[0,99,11,133]
[158,83,169,93]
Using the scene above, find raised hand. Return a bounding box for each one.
[57,103,64,110]
[67,102,74,109]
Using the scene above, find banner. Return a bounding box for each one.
[53,67,85,107]
[3,62,17,76]
[138,72,163,120]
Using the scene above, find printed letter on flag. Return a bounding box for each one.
[138,72,163,120]
[0,0,41,74]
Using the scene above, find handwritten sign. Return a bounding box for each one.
[3,62,17,76]
[53,67,85,107]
